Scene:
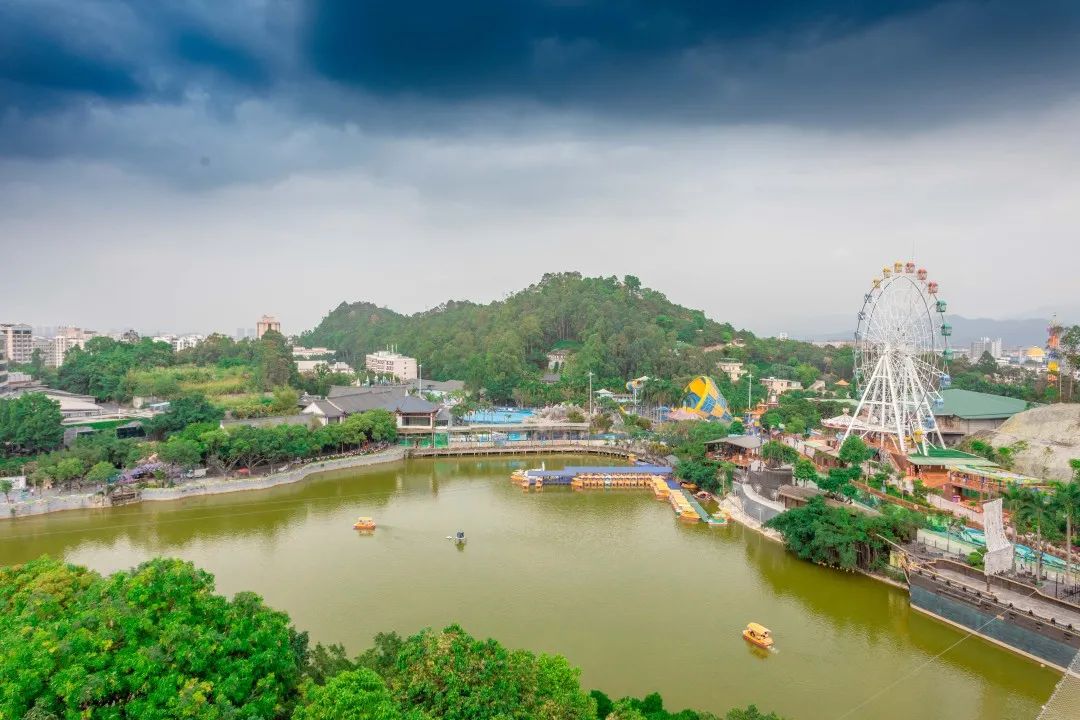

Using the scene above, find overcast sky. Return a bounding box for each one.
[2,0,1079,337]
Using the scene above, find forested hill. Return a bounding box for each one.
[302,272,852,403]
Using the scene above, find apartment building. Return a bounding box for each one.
[364,349,418,381]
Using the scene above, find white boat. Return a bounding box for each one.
[447,531,467,545]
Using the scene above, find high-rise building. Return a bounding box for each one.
[365,349,418,381]
[970,337,1003,360]
[46,326,98,368]
[256,315,281,339]
[1,324,33,364]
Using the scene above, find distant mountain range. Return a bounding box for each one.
[796,314,1057,350]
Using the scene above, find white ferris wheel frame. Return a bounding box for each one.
[847,270,949,454]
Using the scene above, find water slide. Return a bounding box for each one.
[924,525,1066,570]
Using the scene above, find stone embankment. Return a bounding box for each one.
[0,441,644,521]
[0,448,406,520]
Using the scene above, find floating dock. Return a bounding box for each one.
[513,465,673,488]
[512,464,726,525]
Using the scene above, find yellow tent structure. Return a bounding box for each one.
[680,376,732,422]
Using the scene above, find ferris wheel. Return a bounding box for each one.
[847,261,951,454]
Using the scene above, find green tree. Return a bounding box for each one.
[147,394,224,439]
[0,393,64,455]
[52,457,86,486]
[159,436,206,469]
[391,624,595,720]
[838,435,873,468]
[1052,466,1080,583]
[0,478,12,502]
[1009,487,1055,584]
[0,557,304,719]
[760,441,798,468]
[294,668,407,720]
[675,459,721,492]
[767,497,922,571]
[272,386,301,414]
[793,457,819,487]
[255,330,301,391]
[975,351,998,376]
[84,460,117,484]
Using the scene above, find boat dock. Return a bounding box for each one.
[512,465,726,525]
[513,465,673,488]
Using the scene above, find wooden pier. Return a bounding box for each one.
[107,486,142,506]
[409,442,642,460]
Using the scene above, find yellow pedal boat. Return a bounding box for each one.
[353,516,376,531]
[742,623,773,649]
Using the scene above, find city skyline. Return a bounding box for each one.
[2,1,1080,335]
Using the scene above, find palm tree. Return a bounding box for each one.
[1051,477,1080,587]
[1011,488,1054,586]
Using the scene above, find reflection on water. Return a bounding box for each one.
[0,456,1057,720]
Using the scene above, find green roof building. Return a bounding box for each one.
[933,388,1031,441]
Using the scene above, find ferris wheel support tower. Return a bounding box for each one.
[845,261,952,455]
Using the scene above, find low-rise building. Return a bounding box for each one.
[302,385,437,436]
[760,377,802,401]
[1,387,105,419]
[933,388,1031,442]
[296,360,353,374]
[364,349,418,381]
[716,359,746,383]
[546,349,572,371]
[418,379,466,397]
[292,346,334,359]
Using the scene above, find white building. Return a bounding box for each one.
[45,327,98,368]
[365,349,418,381]
[761,376,803,402]
[1,323,33,364]
[292,346,334,359]
[152,334,203,352]
[970,337,1003,360]
[296,359,353,374]
[716,359,746,383]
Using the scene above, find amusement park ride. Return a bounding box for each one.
[842,261,951,455]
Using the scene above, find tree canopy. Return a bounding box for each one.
[0,392,64,455]
[0,556,303,719]
[301,273,853,404]
[766,498,923,571]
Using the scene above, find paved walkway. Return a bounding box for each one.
[931,565,1080,627]
[720,495,783,542]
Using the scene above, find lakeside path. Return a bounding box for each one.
[720,494,783,543]
[0,448,407,521]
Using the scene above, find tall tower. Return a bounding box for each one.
[256,315,281,339]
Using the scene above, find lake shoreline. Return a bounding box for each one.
[1,448,408,521]
[720,492,909,590]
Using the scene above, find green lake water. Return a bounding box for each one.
[0,456,1059,719]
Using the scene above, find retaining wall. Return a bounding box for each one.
[734,482,785,524]
[0,449,406,520]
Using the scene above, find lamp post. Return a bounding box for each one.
[587,371,594,423]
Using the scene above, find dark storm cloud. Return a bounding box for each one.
[2,0,1080,181]
[303,0,1080,121]
[306,0,943,95]
[0,0,272,114]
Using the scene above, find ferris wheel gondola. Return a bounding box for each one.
[845,261,951,454]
